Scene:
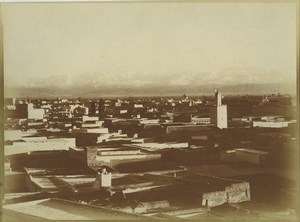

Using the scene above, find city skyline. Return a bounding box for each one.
[2,2,298,220]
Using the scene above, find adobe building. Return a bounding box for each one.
[93,168,112,189]
[220,148,268,165]
[5,137,76,156]
[2,198,148,220]
[69,146,161,168]
[210,90,228,129]
[15,103,44,120]
[201,181,250,207]
[181,174,250,208]
[173,113,192,123]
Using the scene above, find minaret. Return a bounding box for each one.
[215,89,222,106]
[210,89,227,129]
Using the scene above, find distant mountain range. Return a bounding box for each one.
[4,67,296,98]
[5,82,296,98]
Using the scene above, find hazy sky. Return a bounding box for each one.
[3,2,297,96]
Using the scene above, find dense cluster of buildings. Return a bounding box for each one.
[2,91,298,220]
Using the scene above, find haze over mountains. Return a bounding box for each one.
[5,67,295,98]
[6,83,295,98]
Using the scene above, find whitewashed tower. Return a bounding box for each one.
[210,89,228,129]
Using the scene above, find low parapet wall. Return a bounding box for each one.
[201,181,250,207]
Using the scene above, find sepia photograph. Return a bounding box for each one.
[1,1,299,221]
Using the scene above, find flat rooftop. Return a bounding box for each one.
[129,142,189,151]
[181,173,242,186]
[184,163,296,181]
[3,198,148,220]
[30,176,72,191]
[25,166,96,176]
[236,148,268,155]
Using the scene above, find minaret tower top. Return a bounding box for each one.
[215,89,222,106]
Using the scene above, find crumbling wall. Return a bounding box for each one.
[201,182,251,207]
[86,148,102,166]
[226,182,250,203]
[202,190,227,207]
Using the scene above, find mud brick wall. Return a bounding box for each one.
[202,190,227,207]
[226,182,250,203]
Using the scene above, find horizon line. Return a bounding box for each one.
[4,92,296,100]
